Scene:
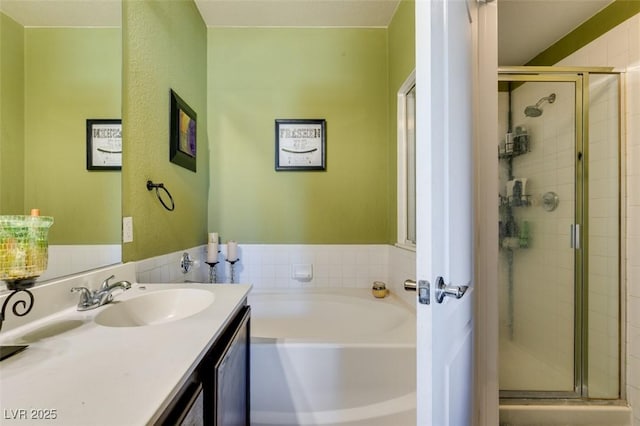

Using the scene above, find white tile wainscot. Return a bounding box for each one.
[134,244,417,304]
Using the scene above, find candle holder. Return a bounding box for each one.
[1,280,36,333]
[205,261,219,284]
[0,215,53,335]
[0,282,36,360]
[226,259,240,283]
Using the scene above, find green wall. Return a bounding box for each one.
[207,28,389,243]
[122,0,208,261]
[0,13,25,215]
[23,28,121,244]
[4,0,415,260]
[387,0,415,243]
[0,16,120,245]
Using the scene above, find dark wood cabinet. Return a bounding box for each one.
[157,305,250,426]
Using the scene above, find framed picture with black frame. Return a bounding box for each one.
[170,89,197,172]
[86,119,122,171]
[275,119,326,171]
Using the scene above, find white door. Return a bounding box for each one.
[415,0,476,424]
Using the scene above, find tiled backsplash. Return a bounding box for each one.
[135,248,209,284]
[0,244,415,331]
[134,244,417,305]
[39,245,121,282]
[230,244,390,288]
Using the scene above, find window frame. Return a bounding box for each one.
[396,70,417,251]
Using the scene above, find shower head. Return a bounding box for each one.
[524,105,543,117]
[524,93,556,117]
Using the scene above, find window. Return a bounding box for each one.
[397,71,416,248]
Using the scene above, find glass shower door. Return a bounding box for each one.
[586,72,620,399]
[498,75,582,396]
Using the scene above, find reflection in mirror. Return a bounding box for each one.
[0,1,122,286]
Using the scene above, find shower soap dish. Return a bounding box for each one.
[0,215,54,290]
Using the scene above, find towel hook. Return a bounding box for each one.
[146,180,175,211]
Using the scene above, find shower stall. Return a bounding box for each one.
[497,67,623,401]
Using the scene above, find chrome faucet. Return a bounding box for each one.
[71,275,132,311]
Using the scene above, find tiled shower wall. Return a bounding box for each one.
[134,244,417,307]
[554,12,640,421]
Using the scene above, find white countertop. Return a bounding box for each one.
[0,283,251,425]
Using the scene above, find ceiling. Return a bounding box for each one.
[0,0,617,65]
[0,0,121,27]
[497,0,614,65]
[195,0,401,28]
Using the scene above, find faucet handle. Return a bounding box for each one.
[100,275,116,291]
[71,287,94,307]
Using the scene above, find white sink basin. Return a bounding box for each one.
[94,289,215,327]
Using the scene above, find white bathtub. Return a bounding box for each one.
[248,288,416,426]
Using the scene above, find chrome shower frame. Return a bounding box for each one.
[497,66,625,402]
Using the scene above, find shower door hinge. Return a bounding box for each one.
[570,224,581,249]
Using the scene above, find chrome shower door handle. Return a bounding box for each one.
[570,224,581,249]
[435,276,469,304]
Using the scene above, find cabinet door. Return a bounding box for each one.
[156,376,204,425]
[212,306,250,426]
[179,390,204,426]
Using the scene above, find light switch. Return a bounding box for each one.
[123,217,133,243]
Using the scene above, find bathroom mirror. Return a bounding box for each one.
[0,1,122,284]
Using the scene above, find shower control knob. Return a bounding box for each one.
[435,276,469,304]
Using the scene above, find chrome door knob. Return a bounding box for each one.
[435,276,468,304]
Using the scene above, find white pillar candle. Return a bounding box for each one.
[207,232,219,263]
[227,240,238,262]
[207,241,219,263]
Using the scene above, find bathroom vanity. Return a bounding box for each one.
[0,280,251,425]
[157,304,250,425]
